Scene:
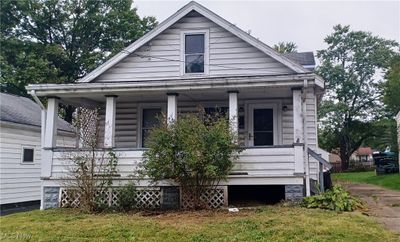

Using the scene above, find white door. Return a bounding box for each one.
[248,104,278,146]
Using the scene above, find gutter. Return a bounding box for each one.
[26,74,321,96]
[29,90,47,148]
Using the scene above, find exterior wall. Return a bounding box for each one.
[98,97,295,148]
[234,147,295,176]
[305,88,318,180]
[50,147,297,184]
[93,90,319,179]
[0,123,74,205]
[93,14,294,83]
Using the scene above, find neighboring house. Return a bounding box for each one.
[26,1,331,209]
[0,93,75,214]
[351,147,373,162]
[316,148,329,163]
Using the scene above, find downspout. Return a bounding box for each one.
[29,90,46,148]
[29,90,47,210]
[302,79,311,197]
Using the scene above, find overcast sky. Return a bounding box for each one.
[134,0,399,54]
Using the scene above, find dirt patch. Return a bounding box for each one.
[341,182,400,233]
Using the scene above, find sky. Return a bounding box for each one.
[134,0,400,54]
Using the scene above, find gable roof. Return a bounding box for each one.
[355,147,373,156]
[78,1,310,83]
[0,93,73,132]
[284,52,315,68]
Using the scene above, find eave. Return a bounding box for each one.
[27,73,324,97]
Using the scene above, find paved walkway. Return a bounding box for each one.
[342,183,400,233]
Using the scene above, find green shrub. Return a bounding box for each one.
[302,185,363,211]
[117,183,137,211]
[141,110,241,209]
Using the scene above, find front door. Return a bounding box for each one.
[248,104,276,146]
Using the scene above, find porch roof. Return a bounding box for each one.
[27,73,324,97]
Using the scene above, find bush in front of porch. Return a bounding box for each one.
[141,111,241,209]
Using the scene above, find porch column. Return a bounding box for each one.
[104,95,117,148]
[167,93,178,125]
[228,91,239,139]
[292,88,305,174]
[42,97,58,179]
[44,97,59,148]
[292,88,304,143]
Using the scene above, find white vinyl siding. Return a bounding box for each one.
[0,125,75,205]
[93,15,294,83]
[305,88,318,179]
[51,147,297,185]
[97,97,305,148]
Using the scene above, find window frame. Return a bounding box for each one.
[180,29,209,76]
[21,146,35,164]
[137,103,166,148]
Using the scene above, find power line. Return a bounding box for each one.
[127,52,293,75]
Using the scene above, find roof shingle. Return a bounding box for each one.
[0,93,73,132]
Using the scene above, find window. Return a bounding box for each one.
[22,148,34,163]
[141,108,162,147]
[184,34,205,73]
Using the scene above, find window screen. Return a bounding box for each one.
[185,34,205,73]
[142,108,162,147]
[23,148,34,163]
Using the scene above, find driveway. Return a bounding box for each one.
[342,183,400,233]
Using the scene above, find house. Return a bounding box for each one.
[26,1,331,209]
[351,147,373,163]
[0,93,75,214]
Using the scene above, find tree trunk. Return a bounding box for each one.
[339,139,350,171]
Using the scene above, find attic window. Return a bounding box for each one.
[184,34,205,73]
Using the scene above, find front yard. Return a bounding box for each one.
[1,206,399,241]
[333,171,400,191]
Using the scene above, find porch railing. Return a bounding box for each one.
[308,148,332,193]
[50,146,297,180]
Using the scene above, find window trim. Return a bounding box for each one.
[180,29,209,76]
[137,103,166,148]
[21,146,35,164]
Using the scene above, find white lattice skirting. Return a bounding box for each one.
[59,186,227,209]
[60,187,161,209]
[180,186,228,209]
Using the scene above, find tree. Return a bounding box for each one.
[364,119,398,154]
[141,111,240,209]
[383,55,400,115]
[317,25,398,170]
[64,108,118,212]
[273,41,297,53]
[0,0,157,120]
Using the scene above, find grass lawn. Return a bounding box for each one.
[1,206,399,241]
[333,171,400,191]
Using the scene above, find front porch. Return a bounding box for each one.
[42,83,315,181]
[27,74,329,208]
